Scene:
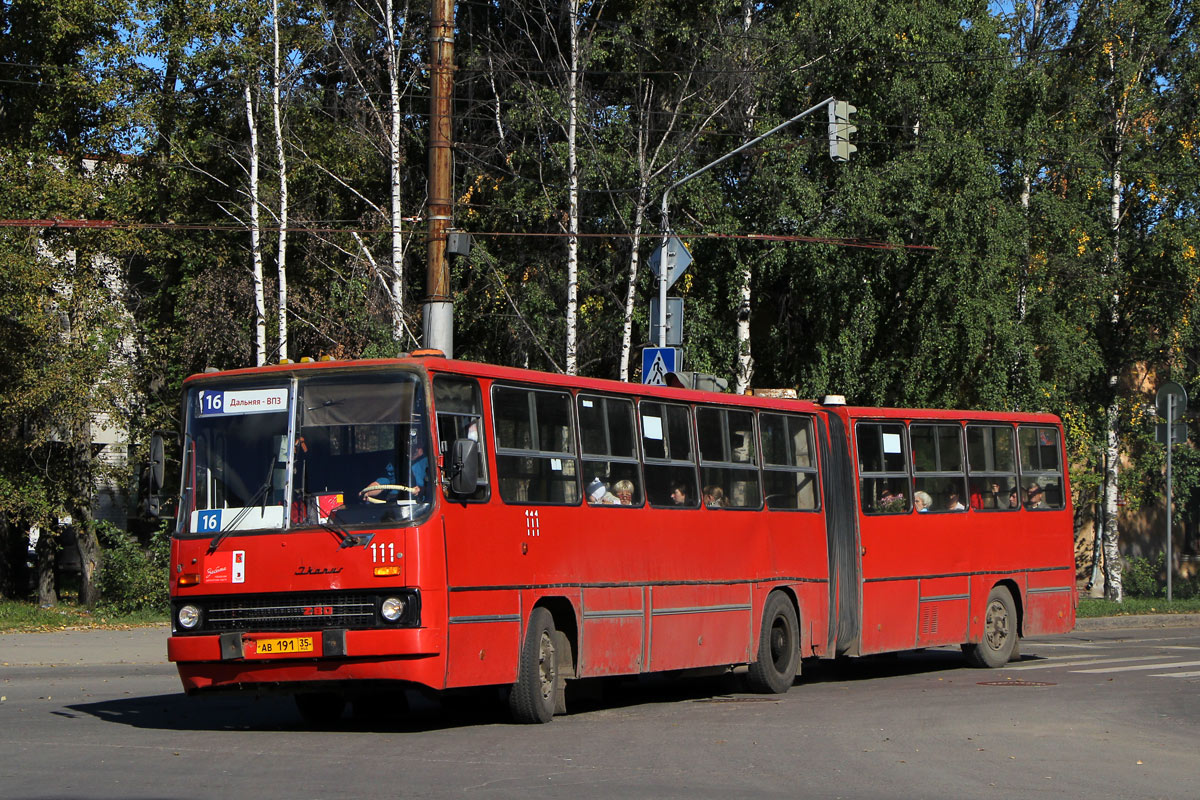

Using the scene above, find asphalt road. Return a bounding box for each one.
[2,619,1198,800]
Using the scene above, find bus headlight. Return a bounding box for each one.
[177,604,202,630]
[380,596,406,622]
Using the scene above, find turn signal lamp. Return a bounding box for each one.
[178,573,201,588]
[374,566,402,577]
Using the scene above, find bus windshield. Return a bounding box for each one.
[180,373,431,535]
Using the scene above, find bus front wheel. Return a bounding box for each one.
[963,585,1018,668]
[509,607,560,723]
[746,592,800,694]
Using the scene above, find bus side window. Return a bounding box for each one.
[760,412,819,510]
[492,385,580,505]
[1018,425,1065,510]
[433,375,489,502]
[697,407,761,509]
[578,394,642,506]
[966,424,1017,511]
[856,422,910,513]
[911,423,967,512]
[641,401,699,508]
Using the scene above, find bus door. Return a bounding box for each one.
[851,420,922,655]
[433,374,522,689]
[817,411,861,656]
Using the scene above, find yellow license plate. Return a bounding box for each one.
[256,636,314,655]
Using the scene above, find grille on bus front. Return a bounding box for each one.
[173,591,419,633]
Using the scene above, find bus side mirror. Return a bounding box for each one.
[447,438,480,496]
[147,433,166,517]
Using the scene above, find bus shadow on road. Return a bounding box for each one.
[799,648,974,684]
[66,649,985,732]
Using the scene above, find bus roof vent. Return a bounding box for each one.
[821,394,847,406]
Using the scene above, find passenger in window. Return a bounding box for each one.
[1008,488,1020,508]
[703,485,726,508]
[914,491,932,513]
[946,490,966,511]
[1025,483,1048,509]
[987,483,1007,508]
[670,483,690,505]
[587,477,619,505]
[613,480,635,506]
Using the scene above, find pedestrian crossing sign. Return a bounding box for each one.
[642,347,680,385]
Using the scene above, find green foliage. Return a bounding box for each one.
[1122,554,1166,598]
[95,522,170,614]
[1077,596,1200,618]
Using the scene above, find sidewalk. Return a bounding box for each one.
[1072,613,1200,632]
[0,624,170,667]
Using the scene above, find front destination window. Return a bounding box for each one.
[180,373,431,534]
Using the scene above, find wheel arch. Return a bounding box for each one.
[994,578,1024,638]
[532,595,578,678]
[764,584,804,653]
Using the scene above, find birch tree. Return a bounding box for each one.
[245,83,270,366]
[272,0,290,361]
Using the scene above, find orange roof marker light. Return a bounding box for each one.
[410,349,446,358]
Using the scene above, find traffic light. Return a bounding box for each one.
[827,100,857,162]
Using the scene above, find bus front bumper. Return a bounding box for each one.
[168,627,443,692]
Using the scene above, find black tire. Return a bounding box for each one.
[746,592,800,694]
[963,585,1018,668]
[294,691,346,726]
[508,607,559,723]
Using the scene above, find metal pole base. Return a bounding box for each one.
[422,301,454,358]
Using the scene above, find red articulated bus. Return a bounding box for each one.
[161,352,1076,724]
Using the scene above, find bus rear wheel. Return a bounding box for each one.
[746,592,800,694]
[508,607,560,723]
[963,585,1018,668]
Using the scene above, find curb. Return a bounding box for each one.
[1073,613,1200,632]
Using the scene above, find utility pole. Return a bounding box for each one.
[424,0,455,356]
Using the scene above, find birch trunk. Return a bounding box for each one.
[734,0,756,394]
[564,0,580,375]
[245,83,268,366]
[1101,163,1124,601]
[386,0,405,341]
[272,0,289,361]
[618,194,645,381]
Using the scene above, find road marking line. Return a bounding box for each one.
[1150,671,1200,678]
[1008,656,1174,671]
[1023,643,1114,649]
[1073,660,1200,674]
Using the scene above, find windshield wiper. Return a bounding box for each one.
[320,516,373,548]
[208,457,275,554]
